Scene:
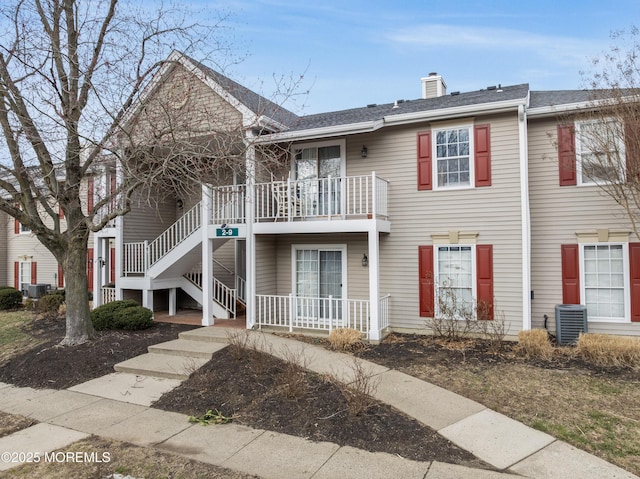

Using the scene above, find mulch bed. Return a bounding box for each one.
[153,346,492,469]
[0,316,196,389]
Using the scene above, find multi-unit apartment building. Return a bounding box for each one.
[6,51,639,340]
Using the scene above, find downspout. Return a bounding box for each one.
[519,103,532,330]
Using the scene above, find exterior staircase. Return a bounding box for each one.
[114,328,230,380]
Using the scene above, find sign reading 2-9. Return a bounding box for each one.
[216,227,238,237]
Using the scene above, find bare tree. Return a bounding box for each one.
[577,27,640,239]
[0,0,295,345]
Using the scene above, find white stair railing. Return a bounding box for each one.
[213,277,236,318]
[148,202,201,266]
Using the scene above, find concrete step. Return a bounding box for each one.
[178,326,233,344]
[148,339,227,359]
[114,353,208,380]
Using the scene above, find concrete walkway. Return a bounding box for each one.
[0,327,637,479]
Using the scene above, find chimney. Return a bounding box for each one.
[421,72,447,99]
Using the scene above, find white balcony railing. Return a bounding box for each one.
[210,185,246,225]
[123,242,147,276]
[101,286,117,304]
[255,173,388,222]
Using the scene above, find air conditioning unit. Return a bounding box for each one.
[555,304,588,345]
[27,284,49,299]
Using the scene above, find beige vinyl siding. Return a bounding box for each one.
[213,238,236,287]
[122,191,176,243]
[127,65,242,144]
[342,112,524,335]
[255,235,277,295]
[272,234,370,299]
[528,117,640,336]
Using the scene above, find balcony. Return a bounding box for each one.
[254,173,388,222]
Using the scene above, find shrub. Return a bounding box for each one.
[515,329,554,360]
[0,288,23,310]
[36,293,65,320]
[113,305,153,330]
[328,328,364,351]
[91,299,139,330]
[576,333,640,368]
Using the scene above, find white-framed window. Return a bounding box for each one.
[435,245,476,318]
[19,223,30,234]
[434,125,473,189]
[19,261,31,287]
[576,119,625,186]
[580,243,629,322]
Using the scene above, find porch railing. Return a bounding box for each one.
[255,173,388,221]
[210,185,246,224]
[123,242,147,275]
[148,202,201,266]
[101,286,116,305]
[255,294,374,337]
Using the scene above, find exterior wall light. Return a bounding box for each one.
[362,254,368,267]
[361,146,368,158]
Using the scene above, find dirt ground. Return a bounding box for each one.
[0,317,196,389]
[1,316,639,475]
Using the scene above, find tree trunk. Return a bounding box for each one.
[61,240,95,345]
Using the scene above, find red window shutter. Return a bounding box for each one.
[14,218,20,234]
[59,205,64,219]
[418,245,435,317]
[30,262,37,284]
[87,177,94,213]
[624,121,640,182]
[87,249,94,292]
[630,243,640,322]
[558,125,577,186]
[58,264,64,288]
[476,244,494,320]
[14,262,19,289]
[417,131,432,190]
[474,124,491,187]
[110,247,116,283]
[561,244,580,304]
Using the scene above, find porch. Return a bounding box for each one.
[256,294,390,340]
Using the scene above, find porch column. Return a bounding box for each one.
[114,163,124,301]
[202,185,214,326]
[368,228,381,342]
[92,239,104,308]
[168,288,177,316]
[142,289,153,311]
[245,135,256,329]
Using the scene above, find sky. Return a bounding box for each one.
[202,1,637,115]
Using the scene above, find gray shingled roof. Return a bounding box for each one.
[529,90,595,108]
[287,83,530,132]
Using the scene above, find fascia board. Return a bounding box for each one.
[255,119,384,143]
[382,97,526,126]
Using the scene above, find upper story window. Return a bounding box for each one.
[576,120,625,186]
[434,127,472,189]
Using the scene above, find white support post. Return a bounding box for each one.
[114,164,124,301]
[368,228,381,342]
[142,289,153,311]
[169,288,177,316]
[202,185,214,326]
[245,136,256,330]
[371,171,377,220]
[92,239,104,309]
